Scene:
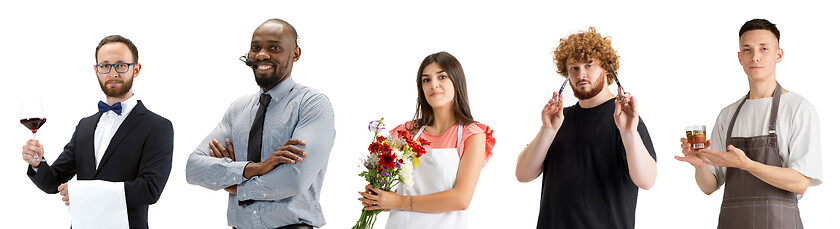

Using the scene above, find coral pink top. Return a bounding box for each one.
[391,121,496,165]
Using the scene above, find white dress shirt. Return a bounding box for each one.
[94,96,137,170]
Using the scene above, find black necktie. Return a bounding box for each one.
[241,93,271,207]
[248,93,272,163]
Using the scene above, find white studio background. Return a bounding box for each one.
[0,1,836,228]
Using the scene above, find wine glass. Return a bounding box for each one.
[21,100,47,162]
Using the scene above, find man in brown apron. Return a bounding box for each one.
[676,19,823,228]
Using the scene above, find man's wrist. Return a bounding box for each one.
[243,162,261,179]
[31,160,44,171]
[539,125,559,135]
[740,158,758,171]
[619,128,639,138]
[694,162,709,171]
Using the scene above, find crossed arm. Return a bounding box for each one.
[185,95,335,201]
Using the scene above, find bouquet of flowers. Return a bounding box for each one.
[353,118,430,229]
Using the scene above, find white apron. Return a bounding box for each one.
[385,125,467,229]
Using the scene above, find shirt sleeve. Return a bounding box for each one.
[185,101,250,190]
[786,101,822,186]
[636,118,657,161]
[459,123,496,165]
[236,93,335,201]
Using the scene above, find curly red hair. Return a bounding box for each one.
[552,27,620,84]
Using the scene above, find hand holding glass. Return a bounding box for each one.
[685,125,706,150]
[21,100,47,162]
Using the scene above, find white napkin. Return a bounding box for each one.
[68,180,129,229]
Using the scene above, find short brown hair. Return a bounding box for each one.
[739,19,780,44]
[95,35,139,63]
[552,27,619,84]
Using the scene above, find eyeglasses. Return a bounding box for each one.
[94,63,136,74]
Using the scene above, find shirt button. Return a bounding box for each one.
[252,210,257,215]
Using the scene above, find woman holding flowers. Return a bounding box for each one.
[358,51,495,228]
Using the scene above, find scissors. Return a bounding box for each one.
[607,64,627,104]
[555,77,569,106]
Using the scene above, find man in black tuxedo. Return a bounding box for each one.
[21,35,174,229]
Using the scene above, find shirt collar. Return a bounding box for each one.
[260,76,295,102]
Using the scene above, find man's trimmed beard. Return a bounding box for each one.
[571,72,605,100]
[255,69,283,88]
[99,77,133,98]
[254,53,293,88]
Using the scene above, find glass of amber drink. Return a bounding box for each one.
[685,125,706,150]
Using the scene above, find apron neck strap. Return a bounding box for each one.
[414,124,465,151]
[413,126,426,140]
[726,82,782,142]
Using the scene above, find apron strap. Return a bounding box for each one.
[413,126,426,140]
[413,124,465,152]
[726,82,782,145]
[456,124,464,152]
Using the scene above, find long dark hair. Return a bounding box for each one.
[407,51,476,134]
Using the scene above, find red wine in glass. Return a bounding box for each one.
[21,117,47,134]
[21,100,47,163]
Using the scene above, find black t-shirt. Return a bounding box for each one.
[537,98,656,229]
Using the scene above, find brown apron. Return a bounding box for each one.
[717,82,803,229]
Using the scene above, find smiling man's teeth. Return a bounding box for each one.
[258,65,272,70]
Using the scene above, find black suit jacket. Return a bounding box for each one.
[27,100,173,229]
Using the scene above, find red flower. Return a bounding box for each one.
[368,141,392,154]
[397,130,411,141]
[415,147,427,158]
[378,152,397,169]
[376,135,386,142]
[418,138,431,146]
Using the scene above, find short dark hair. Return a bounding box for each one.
[95,35,139,63]
[263,18,299,46]
[739,19,780,43]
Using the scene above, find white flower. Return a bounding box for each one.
[398,159,415,189]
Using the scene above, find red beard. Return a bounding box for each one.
[571,72,605,100]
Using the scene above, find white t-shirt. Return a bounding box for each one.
[709,91,822,199]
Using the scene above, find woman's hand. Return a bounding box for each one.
[359,184,406,211]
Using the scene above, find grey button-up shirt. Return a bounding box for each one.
[186,77,335,228]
